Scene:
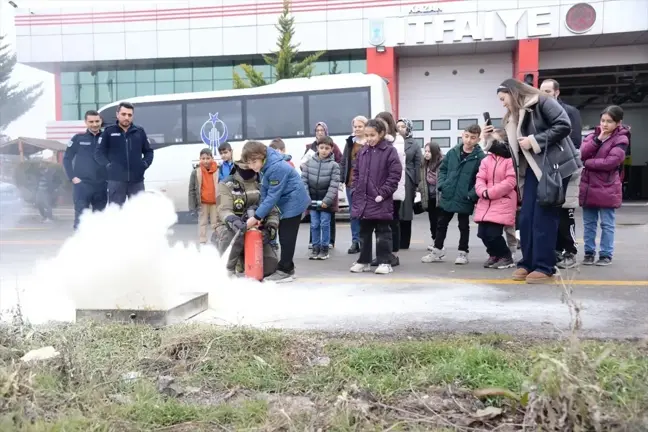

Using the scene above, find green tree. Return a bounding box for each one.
[233,0,326,89]
[0,35,43,132]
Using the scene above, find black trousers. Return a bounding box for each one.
[278,215,301,273]
[359,219,392,265]
[427,198,438,241]
[556,208,577,255]
[477,222,511,259]
[434,210,470,253]
[400,221,412,249]
[309,215,336,245]
[390,200,401,253]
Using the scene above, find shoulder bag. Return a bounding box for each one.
[531,112,565,208]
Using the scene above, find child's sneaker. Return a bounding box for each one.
[309,247,320,260]
[595,256,612,266]
[318,247,330,260]
[582,254,595,265]
[375,263,393,274]
[454,251,469,265]
[494,257,515,269]
[308,243,313,250]
[484,256,498,268]
[350,262,372,273]
[421,247,445,263]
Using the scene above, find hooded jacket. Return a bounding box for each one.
[474,142,517,227]
[579,125,629,209]
[350,140,402,221]
[301,152,341,212]
[188,161,218,211]
[254,146,310,220]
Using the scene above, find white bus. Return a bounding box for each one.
[98,73,391,216]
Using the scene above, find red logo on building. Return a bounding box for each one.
[565,3,597,34]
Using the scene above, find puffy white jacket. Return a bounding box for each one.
[386,134,406,201]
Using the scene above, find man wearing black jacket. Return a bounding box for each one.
[63,110,107,229]
[95,102,154,206]
[540,79,582,268]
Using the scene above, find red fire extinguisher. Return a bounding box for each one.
[244,227,264,281]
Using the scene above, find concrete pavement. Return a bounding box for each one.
[0,209,647,339]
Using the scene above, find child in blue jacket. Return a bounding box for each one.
[242,141,310,283]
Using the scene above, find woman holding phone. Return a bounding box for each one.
[483,78,581,284]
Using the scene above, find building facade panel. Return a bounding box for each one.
[16,0,646,65]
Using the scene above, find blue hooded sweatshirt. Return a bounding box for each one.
[254,147,310,220]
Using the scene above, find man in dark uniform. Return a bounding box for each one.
[540,78,583,269]
[94,102,154,206]
[63,110,107,230]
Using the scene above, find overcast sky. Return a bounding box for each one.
[1,0,163,138]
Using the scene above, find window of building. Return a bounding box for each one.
[186,98,244,144]
[214,80,234,91]
[135,69,154,82]
[213,63,233,80]
[117,83,137,100]
[117,69,136,83]
[60,72,77,86]
[432,137,451,148]
[63,104,79,120]
[193,64,213,81]
[457,136,463,146]
[78,84,96,104]
[175,81,193,94]
[411,120,424,131]
[155,68,174,82]
[413,137,424,148]
[193,81,213,92]
[78,71,95,85]
[307,89,370,136]
[136,82,155,97]
[431,120,451,130]
[61,85,79,104]
[458,118,479,130]
[155,82,174,95]
[97,81,116,105]
[135,103,184,145]
[246,95,305,139]
[174,67,192,82]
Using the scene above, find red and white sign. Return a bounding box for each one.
[565,3,597,34]
[46,121,86,143]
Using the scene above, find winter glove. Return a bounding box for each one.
[375,196,384,203]
[225,215,245,232]
[263,225,277,244]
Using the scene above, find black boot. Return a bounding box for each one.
[347,241,360,254]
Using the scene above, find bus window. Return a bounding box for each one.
[246,95,305,139]
[186,98,244,144]
[134,103,184,146]
[307,89,370,136]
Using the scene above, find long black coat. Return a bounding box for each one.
[399,137,422,221]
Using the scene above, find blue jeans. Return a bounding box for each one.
[518,167,561,276]
[582,207,616,258]
[310,210,331,248]
[346,188,360,243]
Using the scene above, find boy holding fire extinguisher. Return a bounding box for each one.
[213,160,280,278]
[242,140,311,283]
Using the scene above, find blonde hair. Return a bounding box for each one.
[352,115,368,127]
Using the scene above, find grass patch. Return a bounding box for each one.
[1,321,646,431]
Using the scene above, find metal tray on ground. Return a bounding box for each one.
[75,292,209,327]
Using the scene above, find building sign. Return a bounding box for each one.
[409,5,443,15]
[368,19,386,47]
[395,8,553,45]
[565,3,596,34]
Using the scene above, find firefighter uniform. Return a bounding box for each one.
[63,129,107,229]
[213,165,279,277]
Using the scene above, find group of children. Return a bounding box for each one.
[188,116,524,281]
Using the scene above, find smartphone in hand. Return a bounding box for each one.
[483,112,492,126]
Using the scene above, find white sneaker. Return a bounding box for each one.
[454,251,469,265]
[375,264,393,274]
[427,244,435,251]
[421,247,445,263]
[350,262,371,273]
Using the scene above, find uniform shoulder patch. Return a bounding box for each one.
[67,139,74,147]
[269,179,280,186]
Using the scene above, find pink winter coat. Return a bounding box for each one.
[474,154,517,227]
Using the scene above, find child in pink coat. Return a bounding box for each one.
[474,133,517,269]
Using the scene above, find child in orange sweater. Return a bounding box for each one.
[188,148,218,244]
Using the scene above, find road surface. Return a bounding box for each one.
[1,206,647,339]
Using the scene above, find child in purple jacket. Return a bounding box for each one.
[349,119,403,275]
